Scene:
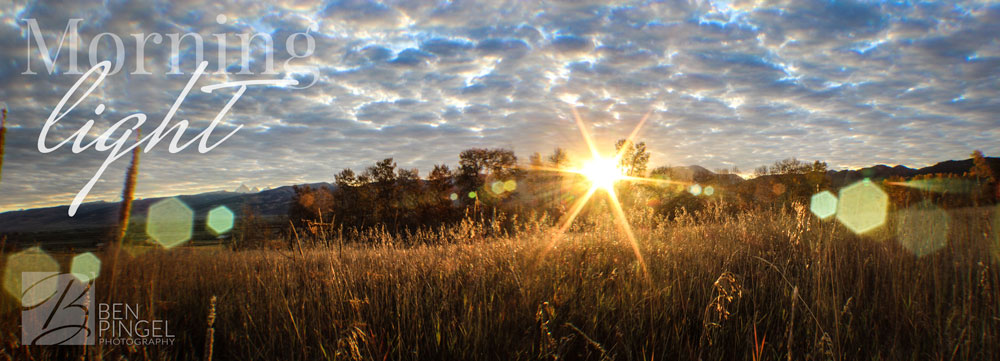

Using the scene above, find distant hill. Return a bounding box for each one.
[651,165,744,185]
[828,157,1000,187]
[0,182,333,247]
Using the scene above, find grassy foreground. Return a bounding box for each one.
[2,204,999,360]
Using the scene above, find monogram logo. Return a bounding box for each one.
[21,273,95,345]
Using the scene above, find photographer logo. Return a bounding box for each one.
[20,272,175,346]
[21,272,95,345]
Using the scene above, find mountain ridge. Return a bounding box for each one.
[0,183,333,236]
[828,157,999,187]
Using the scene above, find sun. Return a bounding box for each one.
[580,157,624,191]
[528,107,656,282]
[530,107,693,283]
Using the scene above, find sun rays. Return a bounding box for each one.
[532,107,689,281]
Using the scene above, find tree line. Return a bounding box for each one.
[264,145,998,246]
[288,148,522,235]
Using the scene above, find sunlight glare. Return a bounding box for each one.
[534,108,657,283]
[580,157,624,190]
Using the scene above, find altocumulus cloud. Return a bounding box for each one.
[0,0,998,211]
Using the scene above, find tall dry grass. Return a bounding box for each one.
[1,203,997,360]
[116,130,141,244]
[0,108,7,185]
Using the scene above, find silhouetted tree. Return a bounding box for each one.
[529,152,543,169]
[364,158,399,226]
[741,158,830,207]
[753,166,769,178]
[395,167,422,229]
[290,185,335,226]
[970,150,995,182]
[233,204,269,249]
[428,164,453,194]
[368,158,398,184]
[456,148,518,205]
[425,164,456,223]
[335,168,366,187]
[547,147,569,169]
[968,150,997,204]
[332,168,370,228]
[327,159,456,233]
[615,139,649,177]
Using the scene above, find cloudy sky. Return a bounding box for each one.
[0,0,998,211]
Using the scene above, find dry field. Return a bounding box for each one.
[1,203,998,360]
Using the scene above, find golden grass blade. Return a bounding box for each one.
[116,130,141,243]
[0,108,6,185]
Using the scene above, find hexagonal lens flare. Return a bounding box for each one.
[689,184,702,196]
[810,190,838,220]
[896,201,949,257]
[836,179,889,235]
[207,206,235,235]
[146,197,194,249]
[3,247,60,307]
[70,252,102,283]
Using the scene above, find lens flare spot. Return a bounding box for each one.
[704,186,715,196]
[70,252,101,283]
[491,181,505,195]
[888,178,977,194]
[207,206,235,235]
[836,179,888,235]
[123,244,153,258]
[896,201,949,257]
[3,247,59,307]
[449,193,458,201]
[689,184,702,196]
[810,190,838,220]
[468,191,477,199]
[504,179,517,192]
[146,197,195,249]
